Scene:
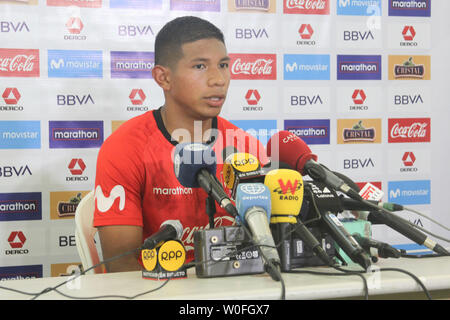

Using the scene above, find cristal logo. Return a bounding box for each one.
[129,89,146,105]
[8,231,26,248]
[68,158,86,175]
[245,89,261,105]
[352,89,366,105]
[66,17,84,34]
[229,54,276,80]
[402,26,415,41]
[299,24,314,39]
[402,152,416,166]
[95,185,125,212]
[2,88,21,104]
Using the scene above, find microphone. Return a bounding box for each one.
[264,169,335,266]
[222,150,266,199]
[235,183,281,280]
[365,206,449,256]
[304,181,372,270]
[352,233,402,259]
[267,131,361,201]
[173,142,238,217]
[340,197,403,212]
[141,220,183,250]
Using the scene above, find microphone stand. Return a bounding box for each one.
[206,195,216,229]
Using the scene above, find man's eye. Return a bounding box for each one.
[220,63,229,69]
[194,64,206,69]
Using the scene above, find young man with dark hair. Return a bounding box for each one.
[93,16,267,272]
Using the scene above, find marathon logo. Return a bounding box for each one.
[0,192,42,221]
[49,120,103,148]
[284,119,330,145]
[337,55,381,80]
[389,0,430,17]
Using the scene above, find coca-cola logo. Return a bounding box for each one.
[229,54,276,80]
[284,0,329,14]
[0,49,40,77]
[388,118,431,143]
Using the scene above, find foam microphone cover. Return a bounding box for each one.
[235,183,271,224]
[266,131,317,175]
[173,142,217,188]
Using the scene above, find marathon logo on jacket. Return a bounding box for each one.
[0,49,39,77]
[48,50,102,78]
[0,192,41,221]
[170,0,220,11]
[283,0,330,15]
[110,51,154,79]
[49,120,103,148]
[388,118,430,143]
[337,55,381,80]
[284,119,330,145]
[229,53,276,80]
[388,0,430,17]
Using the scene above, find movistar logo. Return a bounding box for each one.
[94,185,125,212]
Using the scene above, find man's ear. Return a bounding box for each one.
[152,65,171,90]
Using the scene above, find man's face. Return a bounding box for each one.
[167,38,231,121]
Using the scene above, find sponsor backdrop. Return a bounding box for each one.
[0,0,449,280]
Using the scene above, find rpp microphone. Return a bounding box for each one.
[352,233,402,259]
[173,142,238,217]
[235,183,281,281]
[267,131,361,201]
[264,169,334,266]
[223,151,265,199]
[141,220,183,250]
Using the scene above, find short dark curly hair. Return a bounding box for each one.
[154,16,225,68]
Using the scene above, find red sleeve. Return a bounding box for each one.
[93,132,145,228]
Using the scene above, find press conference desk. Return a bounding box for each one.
[0,257,449,300]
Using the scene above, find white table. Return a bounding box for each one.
[0,257,449,300]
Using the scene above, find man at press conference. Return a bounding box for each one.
[93,16,268,272]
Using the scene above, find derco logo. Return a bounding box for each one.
[1,88,23,112]
[67,158,89,182]
[243,89,263,112]
[2,88,20,104]
[6,231,29,255]
[128,89,148,112]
